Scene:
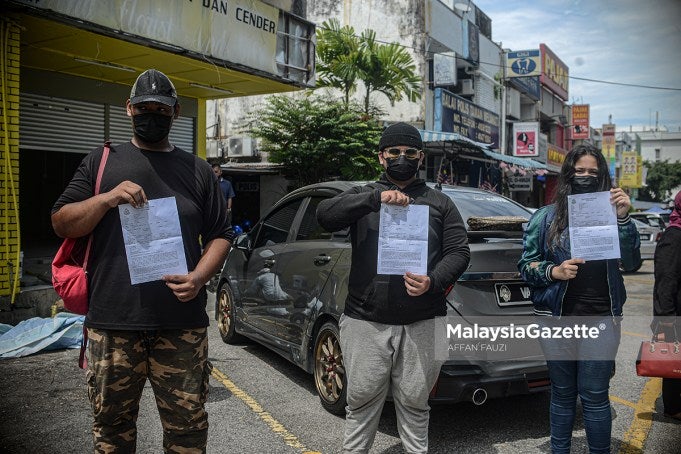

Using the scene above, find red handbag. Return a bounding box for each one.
[52,143,110,315]
[636,330,681,379]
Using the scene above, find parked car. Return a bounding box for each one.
[632,218,661,264]
[631,212,667,231]
[214,182,549,414]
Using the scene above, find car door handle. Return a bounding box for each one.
[264,259,276,268]
[314,255,332,266]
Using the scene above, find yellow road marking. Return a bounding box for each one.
[211,366,321,454]
[610,395,637,409]
[622,331,652,339]
[618,377,663,454]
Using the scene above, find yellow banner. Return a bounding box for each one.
[602,124,616,159]
[620,151,639,188]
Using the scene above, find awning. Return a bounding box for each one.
[481,149,547,170]
[418,129,547,170]
[220,162,284,175]
[418,129,490,152]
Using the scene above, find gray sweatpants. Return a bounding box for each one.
[339,314,445,454]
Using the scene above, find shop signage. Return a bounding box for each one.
[512,122,540,157]
[236,181,260,192]
[435,88,499,148]
[507,175,533,191]
[18,0,280,75]
[434,53,457,87]
[602,123,616,178]
[506,50,541,78]
[620,151,640,188]
[540,44,569,101]
[571,104,590,140]
[547,143,568,169]
[508,76,541,101]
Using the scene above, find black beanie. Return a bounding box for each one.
[378,122,423,150]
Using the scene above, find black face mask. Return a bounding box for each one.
[386,155,420,181]
[571,175,600,194]
[133,113,173,143]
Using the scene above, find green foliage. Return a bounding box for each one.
[638,160,681,201]
[356,29,421,114]
[246,94,384,187]
[316,19,361,106]
[316,20,421,113]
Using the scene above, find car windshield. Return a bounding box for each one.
[441,189,531,226]
[632,218,648,229]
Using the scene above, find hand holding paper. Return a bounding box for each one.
[567,191,621,261]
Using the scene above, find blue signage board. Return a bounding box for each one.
[434,88,499,148]
[508,76,541,101]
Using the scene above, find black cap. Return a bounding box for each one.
[130,69,177,106]
[378,122,423,150]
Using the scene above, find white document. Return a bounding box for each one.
[377,204,429,275]
[567,191,620,261]
[118,197,188,285]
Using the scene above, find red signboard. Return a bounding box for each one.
[571,104,590,139]
[513,122,539,157]
[540,44,569,101]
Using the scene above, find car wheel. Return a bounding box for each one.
[216,282,243,344]
[313,321,347,415]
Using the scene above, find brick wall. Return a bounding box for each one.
[0,22,21,298]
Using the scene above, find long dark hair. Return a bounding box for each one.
[547,144,612,247]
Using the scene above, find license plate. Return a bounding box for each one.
[639,234,650,241]
[495,282,532,307]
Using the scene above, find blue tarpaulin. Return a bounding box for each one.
[0,313,84,358]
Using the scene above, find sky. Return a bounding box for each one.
[473,0,681,132]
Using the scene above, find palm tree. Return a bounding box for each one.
[316,19,362,106]
[356,30,421,114]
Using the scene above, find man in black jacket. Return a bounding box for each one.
[317,122,470,453]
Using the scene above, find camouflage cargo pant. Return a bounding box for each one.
[86,328,211,454]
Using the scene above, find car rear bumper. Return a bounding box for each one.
[429,361,550,404]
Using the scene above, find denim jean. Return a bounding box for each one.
[539,317,621,454]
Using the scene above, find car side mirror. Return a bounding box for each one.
[331,227,350,241]
[235,233,252,251]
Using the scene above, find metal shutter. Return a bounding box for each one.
[108,105,132,146]
[20,94,195,154]
[20,93,105,154]
[169,116,195,154]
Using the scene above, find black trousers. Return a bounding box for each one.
[663,378,681,415]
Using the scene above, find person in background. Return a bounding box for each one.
[52,69,232,453]
[213,163,236,225]
[518,144,640,453]
[317,122,470,453]
[653,190,681,421]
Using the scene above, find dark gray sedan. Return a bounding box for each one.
[214,182,549,414]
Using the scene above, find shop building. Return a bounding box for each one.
[0,0,316,300]
[210,0,552,220]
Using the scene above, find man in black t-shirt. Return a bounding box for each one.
[52,69,232,453]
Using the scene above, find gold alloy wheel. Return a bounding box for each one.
[314,325,345,407]
[217,287,232,337]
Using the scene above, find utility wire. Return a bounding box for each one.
[316,24,681,92]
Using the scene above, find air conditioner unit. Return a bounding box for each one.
[460,79,474,96]
[227,137,256,157]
